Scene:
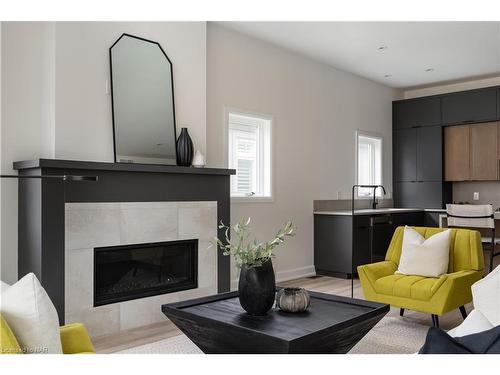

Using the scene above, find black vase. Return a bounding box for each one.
[176,128,194,166]
[238,259,276,316]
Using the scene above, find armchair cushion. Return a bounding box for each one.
[60,323,95,354]
[374,274,446,301]
[1,315,22,354]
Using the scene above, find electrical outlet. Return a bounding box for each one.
[473,192,479,201]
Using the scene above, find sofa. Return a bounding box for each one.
[447,264,500,337]
[1,316,95,354]
[358,226,484,326]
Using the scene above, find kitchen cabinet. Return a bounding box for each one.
[314,211,424,278]
[393,125,442,183]
[393,181,448,209]
[470,122,498,180]
[393,128,416,182]
[442,88,497,125]
[444,122,498,182]
[417,126,443,181]
[314,214,370,278]
[497,89,500,120]
[444,125,470,181]
[424,212,442,228]
[393,97,441,129]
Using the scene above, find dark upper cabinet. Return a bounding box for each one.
[393,126,442,183]
[441,88,497,125]
[393,181,444,209]
[393,128,417,182]
[497,89,500,119]
[393,97,441,129]
[416,126,442,181]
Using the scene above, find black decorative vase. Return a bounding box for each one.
[238,259,276,316]
[176,127,194,166]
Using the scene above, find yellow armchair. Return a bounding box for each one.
[1,315,95,354]
[59,323,95,354]
[357,226,484,327]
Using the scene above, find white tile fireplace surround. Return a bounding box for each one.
[64,201,217,338]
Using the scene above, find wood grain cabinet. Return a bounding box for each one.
[444,125,470,181]
[470,122,498,180]
[444,122,498,181]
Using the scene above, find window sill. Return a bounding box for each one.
[231,196,274,204]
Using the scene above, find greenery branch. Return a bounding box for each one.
[211,218,296,269]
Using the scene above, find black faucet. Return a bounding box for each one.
[351,184,387,212]
[371,185,387,209]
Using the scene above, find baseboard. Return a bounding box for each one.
[229,265,316,291]
[276,265,317,283]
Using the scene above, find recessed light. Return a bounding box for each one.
[425,68,435,72]
[378,46,388,51]
[384,74,392,78]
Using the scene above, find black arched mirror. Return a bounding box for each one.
[110,34,177,165]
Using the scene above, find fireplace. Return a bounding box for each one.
[94,239,198,306]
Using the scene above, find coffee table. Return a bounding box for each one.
[161,290,389,353]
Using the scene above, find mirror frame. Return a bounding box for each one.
[109,33,178,165]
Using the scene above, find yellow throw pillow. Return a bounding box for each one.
[1,314,22,354]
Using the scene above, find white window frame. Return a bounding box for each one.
[225,107,274,203]
[355,130,384,199]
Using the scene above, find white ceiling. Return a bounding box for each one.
[217,22,500,89]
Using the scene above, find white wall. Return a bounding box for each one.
[54,22,207,161]
[206,24,398,285]
[0,22,206,283]
[1,22,56,283]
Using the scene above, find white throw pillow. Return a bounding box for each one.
[471,265,500,326]
[1,280,10,293]
[448,310,494,337]
[0,273,62,354]
[397,226,451,278]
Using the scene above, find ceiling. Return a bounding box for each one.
[217,22,500,89]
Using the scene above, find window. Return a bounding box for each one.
[356,132,383,198]
[228,111,272,200]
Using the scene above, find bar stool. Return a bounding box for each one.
[446,204,500,273]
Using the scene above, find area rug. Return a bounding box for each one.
[115,316,430,354]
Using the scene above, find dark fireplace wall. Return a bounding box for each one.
[15,158,235,323]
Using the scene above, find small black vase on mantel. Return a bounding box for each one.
[238,259,276,316]
[176,127,194,166]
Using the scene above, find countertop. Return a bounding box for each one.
[313,208,446,216]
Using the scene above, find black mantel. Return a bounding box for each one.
[14,158,235,324]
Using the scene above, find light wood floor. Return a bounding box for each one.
[93,275,471,353]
